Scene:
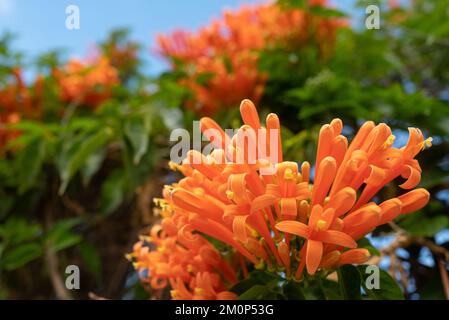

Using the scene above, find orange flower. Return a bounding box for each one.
[0,112,21,150]
[276,205,357,275]
[0,67,43,117]
[170,272,238,300]
[132,99,430,299]
[128,198,239,300]
[320,248,370,269]
[0,68,44,149]
[157,1,344,116]
[54,57,119,109]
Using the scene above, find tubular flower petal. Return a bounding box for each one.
[306,240,323,275]
[312,156,337,205]
[316,230,357,248]
[276,221,310,239]
[378,198,403,225]
[320,249,370,269]
[338,249,370,266]
[131,99,430,298]
[324,187,356,217]
[398,188,430,214]
[320,250,341,269]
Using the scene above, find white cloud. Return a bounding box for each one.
[0,0,14,16]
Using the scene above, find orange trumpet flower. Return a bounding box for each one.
[276,205,357,275]
[54,57,119,109]
[131,98,430,299]
[0,68,44,150]
[157,1,344,116]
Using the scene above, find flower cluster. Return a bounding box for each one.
[1,56,119,151]
[0,68,44,149]
[53,57,119,109]
[130,220,238,299]
[157,1,344,116]
[130,99,431,299]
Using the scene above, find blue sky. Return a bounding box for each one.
[0,0,354,76]
[0,0,262,75]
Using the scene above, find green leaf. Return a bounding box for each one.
[230,277,260,296]
[122,142,156,190]
[2,243,43,270]
[309,5,347,17]
[230,270,279,296]
[80,149,106,186]
[278,0,307,9]
[249,270,279,284]
[399,213,449,237]
[0,191,13,220]
[51,233,82,253]
[195,71,215,86]
[320,279,343,300]
[44,218,83,252]
[124,116,150,165]
[59,127,113,194]
[8,120,54,136]
[357,265,404,300]
[79,242,102,280]
[282,281,306,300]
[337,265,361,300]
[238,285,269,300]
[0,219,42,245]
[45,218,82,237]
[357,238,381,256]
[16,136,46,194]
[100,169,125,215]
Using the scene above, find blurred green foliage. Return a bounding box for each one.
[0,29,168,299]
[0,0,448,299]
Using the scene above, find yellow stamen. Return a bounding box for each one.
[383,134,395,149]
[226,190,234,200]
[164,185,175,194]
[422,137,433,150]
[161,211,171,218]
[153,198,163,206]
[193,188,205,196]
[194,288,204,296]
[171,290,179,299]
[316,219,327,231]
[255,259,265,270]
[153,208,162,216]
[168,161,178,171]
[125,253,135,261]
[250,228,259,237]
[284,168,294,180]
[138,235,152,242]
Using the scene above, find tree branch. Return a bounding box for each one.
[437,258,449,300]
[45,246,72,300]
